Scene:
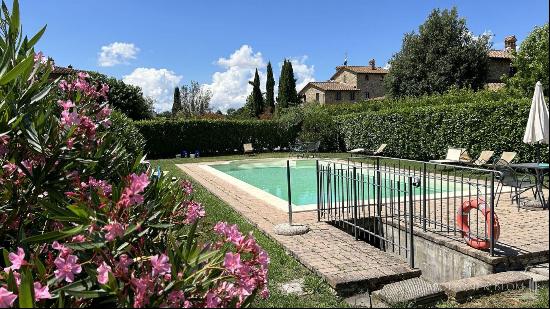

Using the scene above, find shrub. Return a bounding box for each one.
[0,2,268,307]
[108,110,146,167]
[337,97,548,162]
[298,104,338,151]
[136,119,299,158]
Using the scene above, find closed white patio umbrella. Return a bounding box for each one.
[523,81,549,161]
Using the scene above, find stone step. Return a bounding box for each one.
[440,271,532,303]
[370,277,446,307]
[525,271,549,291]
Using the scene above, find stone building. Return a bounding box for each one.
[300,35,517,103]
[486,35,516,89]
[299,59,388,104]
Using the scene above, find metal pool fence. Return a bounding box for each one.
[315,156,503,267]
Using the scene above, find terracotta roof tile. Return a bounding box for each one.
[306,81,360,91]
[335,65,389,74]
[488,50,513,59]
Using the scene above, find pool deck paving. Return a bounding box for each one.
[178,163,421,296]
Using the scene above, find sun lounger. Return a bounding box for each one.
[471,150,495,166]
[243,143,255,155]
[429,148,470,164]
[347,144,387,157]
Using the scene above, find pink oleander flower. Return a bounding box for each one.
[0,287,17,308]
[150,253,171,277]
[205,291,221,308]
[71,235,86,243]
[116,254,133,274]
[34,51,47,64]
[184,201,205,224]
[131,276,152,308]
[223,252,242,274]
[54,254,82,283]
[100,84,110,97]
[118,173,150,208]
[33,282,51,301]
[52,241,72,257]
[3,247,26,273]
[60,110,81,128]
[97,262,112,285]
[66,137,75,150]
[0,134,9,157]
[57,100,74,110]
[180,180,193,195]
[103,221,125,241]
[260,287,270,299]
[258,250,270,269]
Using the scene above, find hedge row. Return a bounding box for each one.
[135,119,299,158]
[336,98,549,162]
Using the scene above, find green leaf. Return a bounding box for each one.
[0,53,33,85]
[34,256,46,278]
[23,225,84,244]
[18,268,35,308]
[27,24,46,48]
[2,248,10,267]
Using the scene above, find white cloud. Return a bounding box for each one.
[203,45,316,112]
[98,42,139,67]
[383,63,391,70]
[123,68,182,112]
[285,56,315,92]
[203,45,266,112]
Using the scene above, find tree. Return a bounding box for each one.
[384,7,491,97]
[172,87,182,116]
[277,60,299,109]
[248,68,264,117]
[505,23,549,96]
[88,72,154,120]
[178,81,212,117]
[266,61,275,113]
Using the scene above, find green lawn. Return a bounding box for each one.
[151,155,349,308]
[436,288,549,308]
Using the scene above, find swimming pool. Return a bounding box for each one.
[210,159,453,207]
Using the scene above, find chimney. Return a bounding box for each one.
[504,35,517,52]
[68,64,73,69]
[369,59,376,70]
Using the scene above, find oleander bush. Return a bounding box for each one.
[337,97,549,162]
[0,1,268,308]
[136,119,299,158]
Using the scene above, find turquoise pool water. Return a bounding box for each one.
[211,160,451,206]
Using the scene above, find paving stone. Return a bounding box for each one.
[440,271,532,302]
[527,263,549,277]
[344,292,376,308]
[371,277,446,307]
[273,223,310,236]
[279,279,306,296]
[525,271,549,291]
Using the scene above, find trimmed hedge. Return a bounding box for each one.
[136,119,299,158]
[337,98,549,162]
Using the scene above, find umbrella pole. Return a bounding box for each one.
[536,144,540,163]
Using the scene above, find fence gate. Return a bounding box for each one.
[316,157,500,268]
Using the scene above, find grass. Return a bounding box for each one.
[151,156,349,308]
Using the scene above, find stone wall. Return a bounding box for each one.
[302,86,326,104]
[324,90,359,104]
[356,73,386,99]
[487,58,511,83]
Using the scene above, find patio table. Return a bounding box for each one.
[509,163,549,209]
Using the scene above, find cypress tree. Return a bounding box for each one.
[248,69,264,117]
[277,60,289,108]
[171,87,182,116]
[286,61,299,106]
[266,61,275,113]
[277,59,299,109]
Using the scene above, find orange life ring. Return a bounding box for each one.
[456,199,500,250]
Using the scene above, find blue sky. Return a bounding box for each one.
[22,0,549,112]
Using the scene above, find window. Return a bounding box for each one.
[343,75,347,83]
[365,92,370,99]
[315,93,320,102]
[350,92,355,100]
[336,91,342,100]
[365,74,369,80]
